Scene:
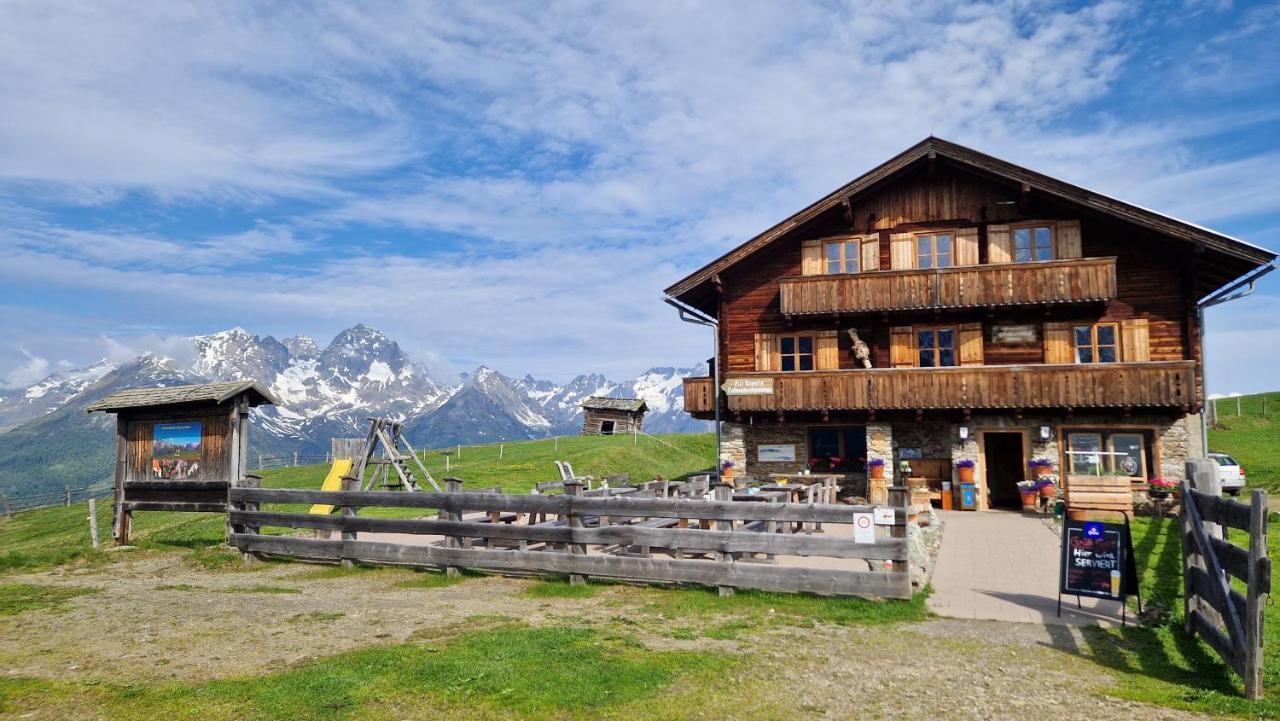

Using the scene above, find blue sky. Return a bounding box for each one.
[0,1,1277,392]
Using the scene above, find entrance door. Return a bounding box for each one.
[983,432,1024,509]
[600,420,615,435]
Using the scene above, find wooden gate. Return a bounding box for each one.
[1181,483,1271,699]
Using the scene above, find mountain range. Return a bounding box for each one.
[0,325,708,497]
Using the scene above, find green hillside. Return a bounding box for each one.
[1208,391,1280,494]
[0,433,714,572]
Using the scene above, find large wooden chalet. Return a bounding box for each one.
[666,138,1275,510]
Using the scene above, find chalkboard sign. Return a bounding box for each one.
[1059,519,1138,601]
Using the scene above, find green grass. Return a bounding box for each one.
[632,585,931,628]
[0,433,715,575]
[0,625,749,721]
[1076,515,1279,717]
[1209,391,1280,494]
[521,578,599,599]
[0,583,97,616]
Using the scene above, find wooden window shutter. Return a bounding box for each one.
[861,235,880,271]
[815,330,840,370]
[958,322,984,365]
[889,326,916,367]
[753,333,777,371]
[987,224,1012,264]
[1043,322,1072,364]
[1057,219,1082,259]
[801,239,823,275]
[1120,318,1150,361]
[955,227,979,266]
[889,232,915,270]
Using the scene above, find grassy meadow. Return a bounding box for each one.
[1208,390,1280,494]
[0,433,715,574]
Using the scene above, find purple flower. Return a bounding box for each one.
[954,459,976,469]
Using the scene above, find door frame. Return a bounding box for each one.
[977,429,1031,511]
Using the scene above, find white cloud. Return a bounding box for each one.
[0,348,52,389]
[0,1,1276,390]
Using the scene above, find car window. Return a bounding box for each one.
[1212,455,1238,466]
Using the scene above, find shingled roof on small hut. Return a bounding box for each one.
[580,396,647,413]
[85,380,279,414]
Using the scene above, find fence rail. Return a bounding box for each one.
[1181,482,1270,699]
[1,483,114,516]
[227,482,913,599]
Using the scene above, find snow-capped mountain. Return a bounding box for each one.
[0,359,117,432]
[0,324,708,496]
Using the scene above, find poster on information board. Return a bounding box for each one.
[1059,518,1138,601]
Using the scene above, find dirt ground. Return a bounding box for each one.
[1,552,1209,721]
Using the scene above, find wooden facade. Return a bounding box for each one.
[665,138,1274,511]
[86,381,277,544]
[580,397,647,435]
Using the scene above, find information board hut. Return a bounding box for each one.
[86,381,278,545]
[580,397,647,436]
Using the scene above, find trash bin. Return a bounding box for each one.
[960,482,977,511]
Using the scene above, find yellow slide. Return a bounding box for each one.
[310,458,353,514]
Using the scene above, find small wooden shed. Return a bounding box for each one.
[580,397,647,436]
[86,380,278,544]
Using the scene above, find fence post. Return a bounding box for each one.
[499,444,504,459]
[1237,396,1242,416]
[555,436,559,452]
[64,487,70,507]
[293,451,299,467]
[339,475,360,570]
[564,480,587,585]
[1181,482,1195,635]
[444,477,464,577]
[1244,489,1268,700]
[1,495,10,519]
[888,485,908,578]
[713,482,735,597]
[87,498,100,550]
[258,453,263,470]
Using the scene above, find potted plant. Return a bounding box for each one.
[867,458,886,480]
[1036,475,1058,498]
[1016,480,1038,509]
[808,455,843,473]
[1148,477,1176,499]
[955,458,976,483]
[1029,458,1054,478]
[720,459,736,485]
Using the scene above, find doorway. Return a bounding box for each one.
[600,420,615,435]
[983,432,1024,509]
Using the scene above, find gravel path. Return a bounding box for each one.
[0,552,1209,720]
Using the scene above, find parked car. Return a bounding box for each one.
[1209,452,1246,495]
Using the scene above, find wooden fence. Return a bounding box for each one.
[226,480,912,599]
[1181,483,1271,699]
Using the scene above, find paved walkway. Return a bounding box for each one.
[928,510,1126,626]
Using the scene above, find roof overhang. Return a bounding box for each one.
[664,137,1277,309]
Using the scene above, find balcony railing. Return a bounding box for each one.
[778,257,1117,315]
[683,361,1195,414]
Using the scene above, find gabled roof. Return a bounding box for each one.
[581,396,647,413]
[86,380,279,413]
[664,137,1276,304]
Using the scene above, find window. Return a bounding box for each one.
[917,327,957,367]
[1066,433,1103,475]
[823,239,860,274]
[1067,430,1153,478]
[779,335,814,372]
[916,233,953,268]
[1014,224,1054,262]
[1108,433,1146,478]
[600,420,615,435]
[1073,323,1118,363]
[808,428,867,472]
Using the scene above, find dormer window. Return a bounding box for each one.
[1014,224,1054,262]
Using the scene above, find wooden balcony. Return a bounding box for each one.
[778,256,1117,316]
[683,361,1195,414]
